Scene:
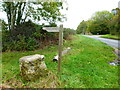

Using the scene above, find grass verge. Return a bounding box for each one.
[100,34,120,40]
[1,35,119,88]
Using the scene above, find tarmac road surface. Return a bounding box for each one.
[82,35,120,49]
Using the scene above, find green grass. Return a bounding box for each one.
[0,54,1,85]
[100,34,120,40]
[1,35,119,88]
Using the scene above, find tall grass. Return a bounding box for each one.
[2,35,118,88]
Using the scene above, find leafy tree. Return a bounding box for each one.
[77,11,114,35]
[91,11,113,21]
[89,11,113,34]
[1,1,65,33]
[110,8,120,35]
[109,15,118,35]
[1,1,68,51]
[76,20,87,34]
[0,19,8,31]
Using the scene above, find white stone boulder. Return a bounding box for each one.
[19,54,48,81]
[53,47,71,61]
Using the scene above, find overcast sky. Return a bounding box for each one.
[62,0,119,29]
[0,0,119,29]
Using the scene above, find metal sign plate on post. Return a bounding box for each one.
[43,25,63,72]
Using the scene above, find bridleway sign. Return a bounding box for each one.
[43,27,60,32]
[43,25,63,72]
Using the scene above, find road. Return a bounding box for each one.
[82,35,120,49]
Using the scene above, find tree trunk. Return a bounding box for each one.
[11,3,14,32]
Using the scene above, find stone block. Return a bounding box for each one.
[19,54,48,81]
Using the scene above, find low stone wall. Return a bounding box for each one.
[19,54,48,81]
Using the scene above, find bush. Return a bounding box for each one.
[2,21,57,51]
[2,35,39,51]
[63,28,76,39]
[2,20,41,51]
[11,20,37,40]
[2,21,76,52]
[0,19,8,31]
[26,37,39,51]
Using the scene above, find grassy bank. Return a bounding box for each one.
[100,34,120,40]
[1,35,118,88]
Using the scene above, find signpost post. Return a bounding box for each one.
[58,25,63,72]
[43,24,63,72]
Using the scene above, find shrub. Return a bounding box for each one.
[2,20,41,51]
[12,20,36,40]
[14,35,27,51]
[0,19,8,31]
[2,21,76,52]
[63,28,76,39]
[26,37,39,51]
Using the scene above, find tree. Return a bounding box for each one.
[89,11,113,34]
[77,11,114,35]
[1,1,65,33]
[0,19,8,31]
[76,20,87,34]
[110,8,120,35]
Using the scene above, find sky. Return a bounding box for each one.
[0,0,119,30]
[62,0,119,29]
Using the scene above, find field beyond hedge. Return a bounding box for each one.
[1,35,119,88]
[100,34,120,40]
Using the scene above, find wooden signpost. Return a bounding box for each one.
[43,24,63,72]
